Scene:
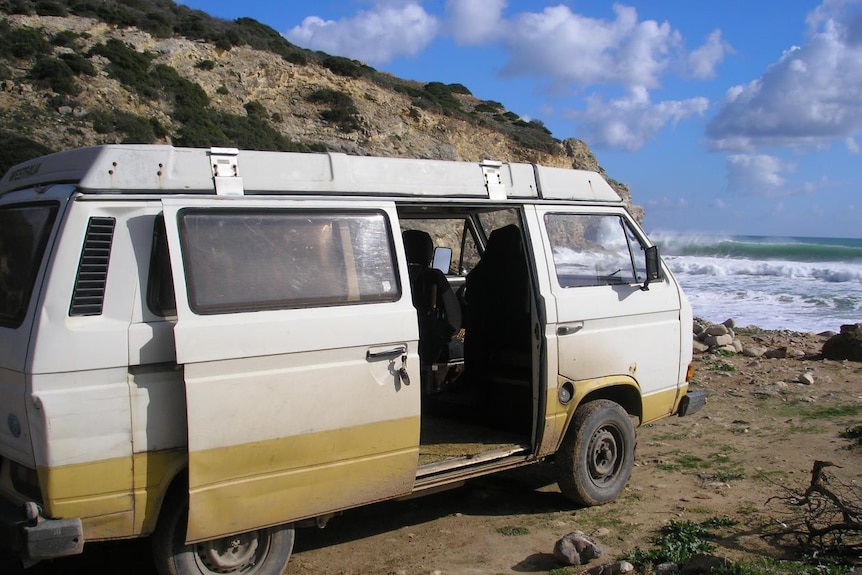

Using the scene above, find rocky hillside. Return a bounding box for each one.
[0,0,640,219]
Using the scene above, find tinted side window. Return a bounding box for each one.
[545,214,641,288]
[147,216,176,317]
[178,209,400,314]
[0,203,58,328]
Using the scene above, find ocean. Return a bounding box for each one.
[653,233,862,334]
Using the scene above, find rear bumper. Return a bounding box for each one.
[0,498,84,566]
[676,389,706,417]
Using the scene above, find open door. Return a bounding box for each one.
[536,207,683,421]
[161,198,420,542]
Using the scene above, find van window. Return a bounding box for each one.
[178,209,400,314]
[0,203,58,328]
[544,213,644,287]
[147,216,176,317]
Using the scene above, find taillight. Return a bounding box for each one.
[686,363,695,382]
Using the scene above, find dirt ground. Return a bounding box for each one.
[3,327,861,575]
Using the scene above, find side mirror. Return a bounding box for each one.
[432,246,453,273]
[642,245,661,291]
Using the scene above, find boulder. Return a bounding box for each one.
[705,324,729,336]
[822,323,862,362]
[553,530,601,566]
[703,334,733,347]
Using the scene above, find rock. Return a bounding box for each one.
[798,372,815,385]
[703,334,733,347]
[764,347,787,359]
[732,340,744,353]
[579,560,634,575]
[654,562,679,575]
[553,530,602,566]
[822,323,862,362]
[692,340,709,353]
[705,324,729,336]
[743,345,767,357]
[693,322,705,336]
[680,553,731,574]
[722,318,735,329]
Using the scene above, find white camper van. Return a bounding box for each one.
[0,145,702,575]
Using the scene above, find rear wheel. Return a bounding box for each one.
[556,399,635,506]
[152,491,294,575]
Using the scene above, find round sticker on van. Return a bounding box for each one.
[7,414,21,438]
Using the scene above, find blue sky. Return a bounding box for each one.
[176,0,862,239]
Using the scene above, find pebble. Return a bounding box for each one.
[798,372,815,385]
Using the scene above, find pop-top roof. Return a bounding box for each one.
[0,145,622,203]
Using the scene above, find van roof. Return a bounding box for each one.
[0,145,622,203]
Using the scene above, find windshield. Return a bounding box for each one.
[0,203,58,328]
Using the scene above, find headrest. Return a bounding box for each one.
[403,229,434,266]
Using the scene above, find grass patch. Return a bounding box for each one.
[625,519,717,567]
[496,525,529,536]
[774,403,859,420]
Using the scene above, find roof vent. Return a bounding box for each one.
[69,217,115,316]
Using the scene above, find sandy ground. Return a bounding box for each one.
[3,328,861,574]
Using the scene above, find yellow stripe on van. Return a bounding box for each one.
[187,416,420,542]
[642,386,685,424]
[39,457,134,538]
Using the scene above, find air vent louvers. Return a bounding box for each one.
[69,217,115,316]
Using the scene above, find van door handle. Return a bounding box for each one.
[557,323,584,336]
[366,345,408,361]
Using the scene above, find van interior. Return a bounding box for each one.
[398,205,540,482]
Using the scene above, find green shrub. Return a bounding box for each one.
[142,10,173,38]
[194,59,216,71]
[89,39,157,98]
[88,110,115,134]
[216,85,229,95]
[474,102,503,114]
[320,55,371,78]
[306,89,361,132]
[59,52,96,76]
[28,56,79,94]
[446,83,472,95]
[243,100,267,120]
[2,0,33,15]
[51,30,79,47]
[0,130,53,177]
[3,25,51,59]
[34,0,66,16]
[150,63,209,121]
[306,88,354,109]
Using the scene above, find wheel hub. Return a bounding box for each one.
[197,532,259,573]
[590,429,619,480]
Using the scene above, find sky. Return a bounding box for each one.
[175,0,862,239]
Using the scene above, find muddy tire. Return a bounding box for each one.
[152,490,294,575]
[556,399,635,506]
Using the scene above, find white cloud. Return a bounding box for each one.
[725,154,795,196]
[847,137,861,153]
[285,2,439,64]
[688,30,732,79]
[707,0,862,151]
[499,4,681,90]
[446,0,506,45]
[568,87,708,150]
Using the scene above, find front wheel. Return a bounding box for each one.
[556,399,635,506]
[152,491,295,575]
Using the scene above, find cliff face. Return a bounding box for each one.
[0,11,640,218]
